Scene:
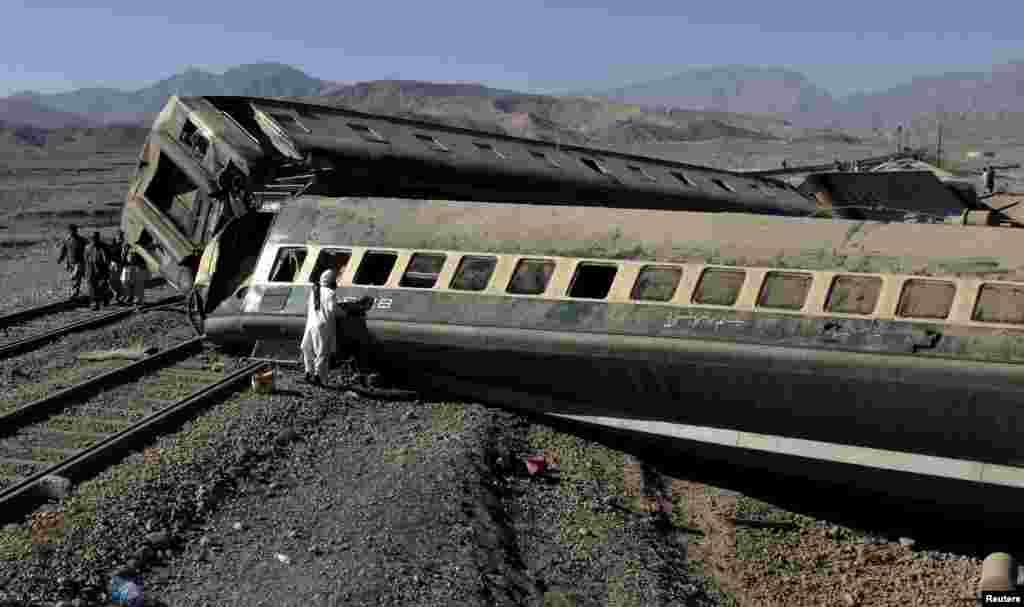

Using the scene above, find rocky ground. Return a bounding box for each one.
[0,135,1008,606]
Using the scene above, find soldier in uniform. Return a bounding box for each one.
[56,224,87,299]
[83,232,111,310]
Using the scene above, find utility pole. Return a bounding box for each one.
[936,118,943,169]
[896,125,903,154]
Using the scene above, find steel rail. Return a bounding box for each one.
[0,298,83,329]
[0,294,184,360]
[0,336,205,434]
[0,359,267,521]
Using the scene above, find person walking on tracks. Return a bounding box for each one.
[108,230,128,303]
[120,250,148,306]
[56,224,87,299]
[301,269,339,387]
[83,231,111,310]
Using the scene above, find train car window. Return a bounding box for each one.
[414,133,450,152]
[399,253,446,288]
[568,263,618,299]
[311,248,351,286]
[353,251,398,286]
[692,268,746,306]
[145,152,200,237]
[179,119,209,160]
[507,259,556,295]
[627,165,657,182]
[347,122,387,143]
[757,271,812,310]
[268,247,308,283]
[973,283,1024,324]
[669,171,696,187]
[269,112,310,134]
[473,141,506,159]
[631,266,682,302]
[450,256,497,291]
[825,275,882,315]
[897,279,955,319]
[711,178,736,193]
[530,150,561,168]
[580,156,612,176]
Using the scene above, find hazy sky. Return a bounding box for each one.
[3,0,1022,98]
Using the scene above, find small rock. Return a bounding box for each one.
[842,592,857,606]
[38,475,72,500]
[275,428,299,446]
[275,553,291,565]
[144,531,171,548]
[898,536,916,548]
[232,522,244,532]
[132,546,154,564]
[343,391,359,400]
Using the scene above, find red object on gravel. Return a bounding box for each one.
[525,455,546,475]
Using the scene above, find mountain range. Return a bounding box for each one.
[3,61,1024,138]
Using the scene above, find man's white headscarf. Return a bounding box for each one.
[319,269,337,288]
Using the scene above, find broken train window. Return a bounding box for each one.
[631,266,682,302]
[399,253,446,288]
[568,263,618,299]
[311,248,352,287]
[507,259,556,295]
[268,247,308,283]
[179,119,209,160]
[353,251,398,286]
[450,256,497,291]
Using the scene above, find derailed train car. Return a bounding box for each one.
[123,96,1024,533]
[121,95,815,295]
[200,194,1024,531]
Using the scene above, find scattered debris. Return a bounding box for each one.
[37,474,72,500]
[78,347,157,361]
[524,454,547,476]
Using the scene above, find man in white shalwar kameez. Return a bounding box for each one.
[301,269,339,386]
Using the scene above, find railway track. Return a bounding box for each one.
[0,294,185,360]
[0,336,266,521]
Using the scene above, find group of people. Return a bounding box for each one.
[57,224,148,310]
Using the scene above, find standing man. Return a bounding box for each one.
[108,230,127,304]
[83,232,111,310]
[56,224,87,299]
[984,165,997,194]
[301,269,339,387]
[120,250,148,306]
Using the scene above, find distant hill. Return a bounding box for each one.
[8,59,1023,143]
[580,61,1024,131]
[309,80,787,146]
[575,66,837,126]
[836,61,1024,129]
[8,63,326,126]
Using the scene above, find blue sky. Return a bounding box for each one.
[2,0,1022,98]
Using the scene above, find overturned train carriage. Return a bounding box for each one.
[123,95,1024,533]
[198,194,1024,531]
[121,95,815,294]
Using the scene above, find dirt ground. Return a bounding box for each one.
[0,132,1011,606]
